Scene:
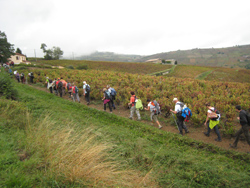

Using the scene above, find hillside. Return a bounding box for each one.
[76,51,143,62]
[138,45,250,69]
[1,69,250,187]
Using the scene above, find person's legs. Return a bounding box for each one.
[214,125,222,141]
[232,127,244,147]
[136,109,141,120]
[108,101,112,112]
[76,93,80,102]
[177,116,183,134]
[242,125,250,146]
[129,106,135,119]
[104,103,107,111]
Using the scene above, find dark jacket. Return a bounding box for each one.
[239,110,248,126]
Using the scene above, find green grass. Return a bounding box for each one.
[195,70,213,80]
[1,82,250,187]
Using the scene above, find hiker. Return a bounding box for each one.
[170,98,189,135]
[45,77,49,88]
[128,91,141,120]
[67,81,73,98]
[60,77,67,95]
[29,72,34,83]
[102,88,112,113]
[57,78,63,97]
[20,73,25,84]
[230,105,250,150]
[107,85,116,109]
[72,83,80,103]
[47,78,53,93]
[53,78,58,95]
[145,99,162,129]
[15,72,20,82]
[83,81,90,105]
[203,102,222,142]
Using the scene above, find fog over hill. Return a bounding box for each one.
[76,45,250,69]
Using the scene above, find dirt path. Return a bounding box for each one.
[32,85,250,153]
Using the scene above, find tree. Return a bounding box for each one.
[40,43,63,60]
[52,46,63,60]
[0,31,15,63]
[16,48,22,54]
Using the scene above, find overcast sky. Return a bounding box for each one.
[1,0,250,58]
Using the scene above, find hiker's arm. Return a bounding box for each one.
[204,113,209,126]
[170,109,177,114]
[144,106,150,111]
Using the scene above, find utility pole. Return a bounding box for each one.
[34,49,37,62]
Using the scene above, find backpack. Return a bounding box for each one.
[182,107,192,122]
[209,108,220,121]
[49,79,52,83]
[58,81,63,89]
[85,84,91,93]
[243,110,250,126]
[21,73,24,78]
[67,83,72,90]
[110,88,117,96]
[135,99,143,110]
[105,90,111,99]
[74,86,79,93]
[153,100,161,115]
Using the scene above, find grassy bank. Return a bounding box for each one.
[1,82,250,187]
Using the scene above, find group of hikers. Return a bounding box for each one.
[5,67,250,153]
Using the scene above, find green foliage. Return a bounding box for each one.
[66,65,74,69]
[16,48,22,54]
[76,64,88,70]
[40,43,63,60]
[0,68,18,99]
[245,63,250,69]
[0,83,249,187]
[0,31,15,63]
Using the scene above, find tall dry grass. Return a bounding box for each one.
[24,114,157,187]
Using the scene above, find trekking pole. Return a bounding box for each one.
[171,112,180,132]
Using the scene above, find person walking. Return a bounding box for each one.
[47,78,53,93]
[170,98,189,135]
[29,72,34,83]
[83,81,90,105]
[203,102,222,142]
[102,88,112,113]
[67,81,73,98]
[20,73,25,84]
[53,78,58,95]
[230,105,250,150]
[57,78,63,97]
[145,99,162,129]
[128,91,141,120]
[72,83,80,103]
[107,85,116,109]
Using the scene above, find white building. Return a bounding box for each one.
[8,53,30,64]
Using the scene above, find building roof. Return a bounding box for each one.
[15,53,26,57]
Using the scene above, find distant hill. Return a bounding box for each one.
[76,51,143,62]
[138,44,250,69]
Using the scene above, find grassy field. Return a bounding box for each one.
[1,71,250,187]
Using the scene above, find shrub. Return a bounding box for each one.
[0,68,18,100]
[66,65,74,69]
[76,64,88,70]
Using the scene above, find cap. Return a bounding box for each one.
[83,81,86,84]
[173,98,178,102]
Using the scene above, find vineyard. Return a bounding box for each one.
[20,67,250,136]
[34,59,172,75]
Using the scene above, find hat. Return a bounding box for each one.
[58,78,60,80]
[173,98,178,102]
[83,81,86,84]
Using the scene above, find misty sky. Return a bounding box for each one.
[1,0,250,58]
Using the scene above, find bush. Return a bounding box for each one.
[66,65,74,69]
[76,64,88,70]
[0,68,18,100]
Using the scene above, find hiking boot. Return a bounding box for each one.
[87,102,90,105]
[204,132,209,137]
[159,125,162,129]
[229,144,237,149]
[215,138,222,142]
[185,130,189,133]
[137,118,141,121]
[129,117,133,120]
